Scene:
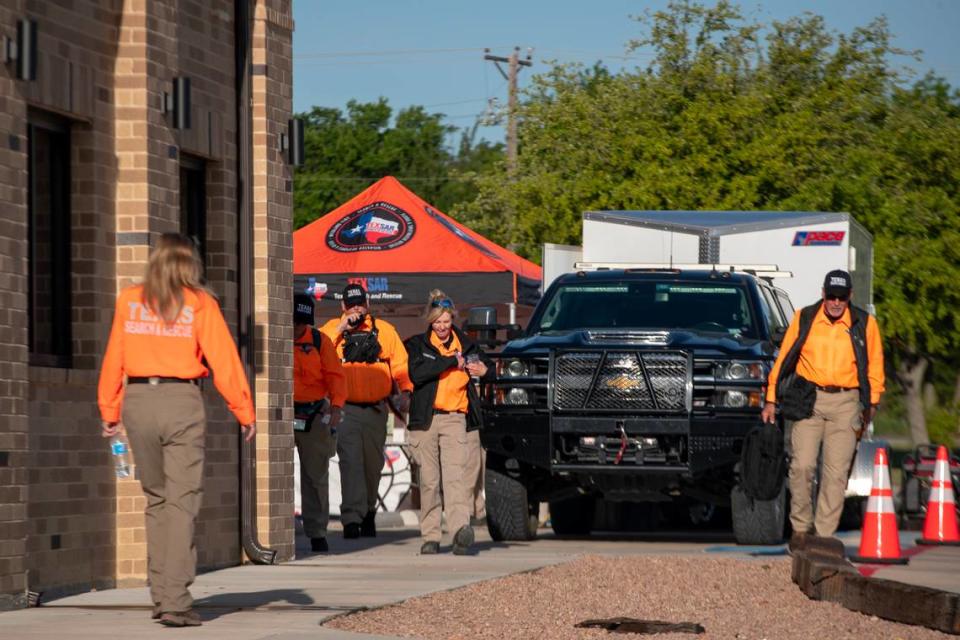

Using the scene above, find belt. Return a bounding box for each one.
[128,376,199,386]
[816,385,857,393]
[346,400,384,409]
[433,409,465,415]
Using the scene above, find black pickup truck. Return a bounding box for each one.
[479,268,795,544]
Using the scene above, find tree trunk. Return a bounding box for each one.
[923,382,938,411]
[898,355,930,445]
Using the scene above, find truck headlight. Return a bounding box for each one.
[494,388,530,405]
[720,390,762,408]
[497,359,529,377]
[717,361,765,380]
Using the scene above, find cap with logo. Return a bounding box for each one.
[342,283,367,308]
[823,269,852,297]
[293,293,315,324]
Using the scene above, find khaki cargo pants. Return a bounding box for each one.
[337,403,387,525]
[465,429,486,519]
[295,408,337,539]
[122,382,206,614]
[788,388,861,537]
[409,412,470,542]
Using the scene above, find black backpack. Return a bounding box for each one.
[739,423,787,500]
[341,316,383,364]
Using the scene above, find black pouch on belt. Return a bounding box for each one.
[778,372,816,421]
[293,400,327,433]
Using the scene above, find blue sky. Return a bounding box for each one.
[292,1,960,144]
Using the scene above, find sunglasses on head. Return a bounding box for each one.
[825,292,849,302]
[431,298,454,309]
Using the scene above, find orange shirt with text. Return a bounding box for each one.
[295,328,347,407]
[97,285,255,425]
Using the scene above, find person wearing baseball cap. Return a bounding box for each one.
[292,293,346,553]
[762,269,885,548]
[318,283,413,539]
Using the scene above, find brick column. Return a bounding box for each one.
[112,0,180,585]
[251,0,295,560]
[0,0,29,612]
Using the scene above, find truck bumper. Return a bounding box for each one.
[481,411,756,478]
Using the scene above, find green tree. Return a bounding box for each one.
[455,0,960,443]
[293,99,503,228]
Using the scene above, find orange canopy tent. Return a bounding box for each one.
[293,176,542,308]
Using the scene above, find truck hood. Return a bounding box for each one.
[502,329,773,359]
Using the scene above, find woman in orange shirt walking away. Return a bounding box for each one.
[97,233,256,627]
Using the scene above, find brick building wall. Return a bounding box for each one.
[0,0,294,608]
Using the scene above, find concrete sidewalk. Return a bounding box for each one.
[2,522,958,639]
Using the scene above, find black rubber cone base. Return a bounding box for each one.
[916,537,960,546]
[849,554,910,565]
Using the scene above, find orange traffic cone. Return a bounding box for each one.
[850,448,909,564]
[917,445,960,546]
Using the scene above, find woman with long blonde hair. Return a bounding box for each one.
[98,233,255,627]
[404,290,490,555]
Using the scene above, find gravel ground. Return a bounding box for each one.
[326,555,952,639]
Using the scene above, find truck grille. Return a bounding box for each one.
[553,351,690,411]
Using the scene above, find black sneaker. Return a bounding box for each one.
[360,511,377,537]
[343,522,361,539]
[420,541,440,555]
[452,525,475,555]
[310,537,329,553]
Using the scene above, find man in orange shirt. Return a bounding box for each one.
[293,294,346,553]
[319,284,413,539]
[762,270,885,543]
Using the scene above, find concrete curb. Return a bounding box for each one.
[792,542,960,635]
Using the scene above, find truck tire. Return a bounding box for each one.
[485,467,538,541]
[731,484,786,545]
[549,495,595,536]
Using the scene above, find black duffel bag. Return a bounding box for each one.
[740,422,787,501]
[778,372,816,421]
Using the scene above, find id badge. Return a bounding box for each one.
[293,418,307,432]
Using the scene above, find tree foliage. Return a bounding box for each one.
[454,0,960,441]
[293,99,503,229]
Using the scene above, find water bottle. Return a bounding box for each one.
[110,435,131,478]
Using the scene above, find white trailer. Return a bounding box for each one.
[573,210,873,308]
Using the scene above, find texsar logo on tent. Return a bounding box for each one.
[306,278,327,300]
[326,202,416,252]
[792,231,845,246]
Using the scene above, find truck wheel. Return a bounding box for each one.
[485,467,538,541]
[549,495,595,536]
[731,484,786,545]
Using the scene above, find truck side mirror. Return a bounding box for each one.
[467,306,498,347]
[771,326,786,345]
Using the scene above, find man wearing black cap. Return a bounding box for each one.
[293,294,346,552]
[762,269,885,544]
[319,283,413,539]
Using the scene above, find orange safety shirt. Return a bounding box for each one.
[429,331,469,413]
[766,306,885,404]
[319,315,413,404]
[97,285,256,425]
[295,327,347,407]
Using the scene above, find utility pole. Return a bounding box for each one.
[484,47,532,174]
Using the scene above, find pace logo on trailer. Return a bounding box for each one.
[792,230,845,246]
[326,202,416,252]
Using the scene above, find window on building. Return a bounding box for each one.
[179,156,207,267]
[28,111,72,368]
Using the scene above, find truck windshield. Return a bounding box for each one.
[533,281,758,339]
